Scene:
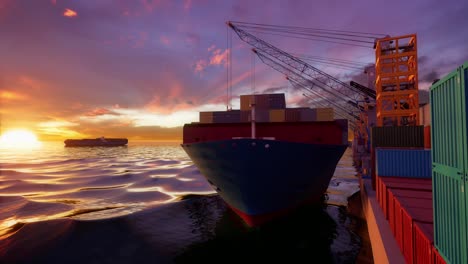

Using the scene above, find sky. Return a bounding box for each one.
[0,0,467,141]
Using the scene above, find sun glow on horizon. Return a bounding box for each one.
[0,129,42,149]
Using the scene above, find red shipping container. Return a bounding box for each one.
[390,189,433,199]
[424,125,431,149]
[388,189,396,235]
[394,198,404,252]
[380,180,432,219]
[414,222,434,264]
[401,206,433,264]
[371,147,376,190]
[399,197,433,210]
[388,189,433,238]
[433,246,447,264]
[379,176,432,185]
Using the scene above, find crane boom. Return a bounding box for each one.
[253,48,360,121]
[227,21,376,101]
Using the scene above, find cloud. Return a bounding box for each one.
[0,90,27,100]
[421,70,439,84]
[63,8,77,18]
[209,48,229,66]
[193,46,230,73]
[141,0,167,13]
[194,59,207,73]
[207,45,216,52]
[85,108,120,117]
[183,0,192,11]
[160,35,170,46]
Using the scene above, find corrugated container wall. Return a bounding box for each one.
[269,109,285,122]
[284,108,302,122]
[212,110,241,123]
[312,108,334,121]
[240,94,286,111]
[200,112,213,123]
[240,109,270,122]
[431,61,468,264]
[371,126,424,148]
[419,103,431,126]
[376,148,431,178]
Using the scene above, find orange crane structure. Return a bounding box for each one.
[374,35,419,126]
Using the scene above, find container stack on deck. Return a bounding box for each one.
[354,62,468,263]
[198,93,335,123]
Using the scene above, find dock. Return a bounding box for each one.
[354,61,468,264]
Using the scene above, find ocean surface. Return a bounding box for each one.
[0,141,363,263]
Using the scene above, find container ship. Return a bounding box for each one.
[181,93,348,226]
[64,137,128,147]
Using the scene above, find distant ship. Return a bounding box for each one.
[64,137,128,147]
[181,93,348,226]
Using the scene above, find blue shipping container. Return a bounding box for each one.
[376,148,431,178]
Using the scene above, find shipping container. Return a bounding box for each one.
[376,148,431,178]
[414,222,434,264]
[395,198,404,251]
[401,206,433,263]
[388,189,396,234]
[300,108,316,121]
[212,110,241,123]
[419,103,431,126]
[239,109,269,122]
[240,94,286,111]
[379,177,432,219]
[390,189,433,199]
[269,109,285,122]
[388,186,434,235]
[424,125,431,149]
[431,61,468,264]
[433,246,447,264]
[312,107,334,121]
[200,111,213,123]
[371,126,424,148]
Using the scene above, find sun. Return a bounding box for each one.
[0,129,42,149]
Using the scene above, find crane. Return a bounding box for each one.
[227,21,377,102]
[252,48,361,122]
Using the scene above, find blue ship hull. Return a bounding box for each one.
[182,138,347,226]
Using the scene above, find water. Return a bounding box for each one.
[0,141,364,263]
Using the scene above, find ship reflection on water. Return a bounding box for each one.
[176,195,361,263]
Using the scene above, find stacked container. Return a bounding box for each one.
[431,61,468,264]
[370,126,425,189]
[240,93,286,110]
[199,110,241,123]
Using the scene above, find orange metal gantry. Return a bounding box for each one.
[375,34,419,126]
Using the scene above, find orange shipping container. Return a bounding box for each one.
[199,112,213,123]
[269,109,285,122]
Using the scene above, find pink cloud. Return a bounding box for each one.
[160,35,170,46]
[184,0,192,11]
[207,45,216,52]
[193,46,230,73]
[63,8,78,18]
[134,31,148,48]
[141,0,166,13]
[209,48,229,66]
[51,0,57,5]
[194,59,207,73]
[85,108,119,117]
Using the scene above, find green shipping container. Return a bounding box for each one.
[371,126,424,148]
[431,61,468,264]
